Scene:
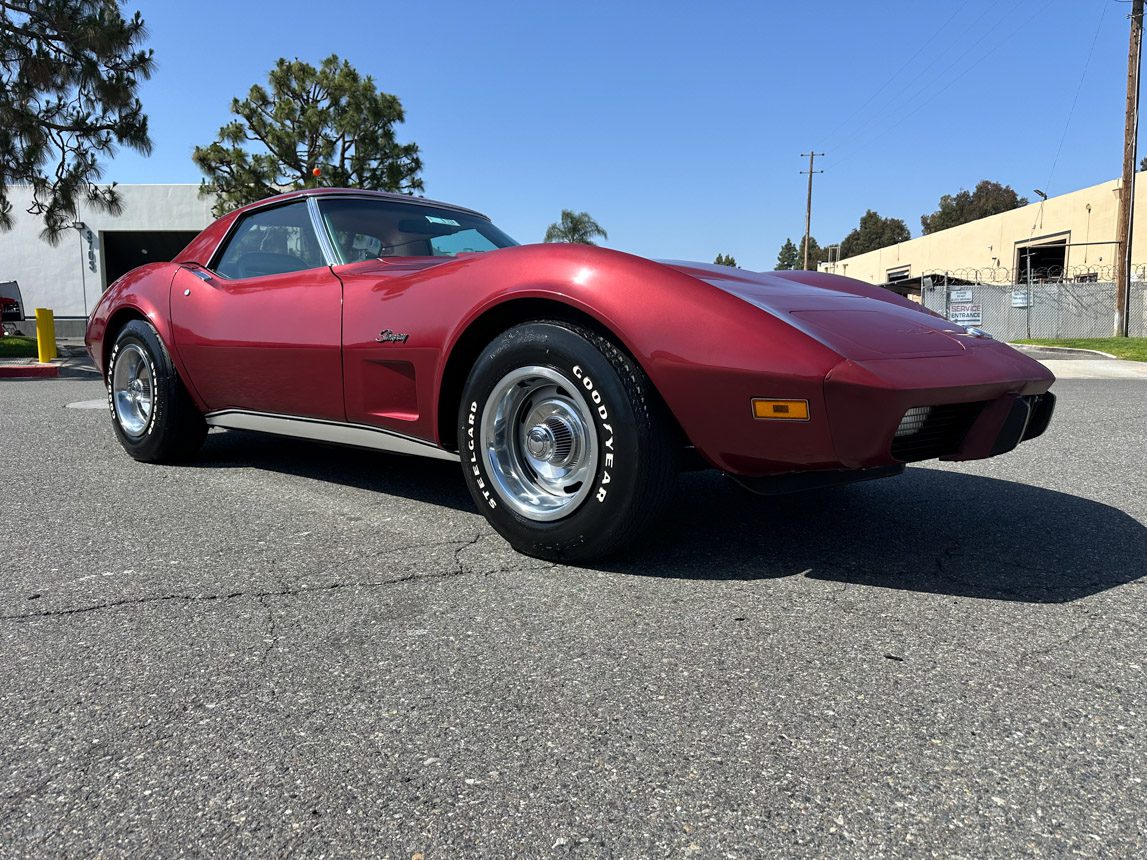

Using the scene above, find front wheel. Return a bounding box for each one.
[459,322,677,562]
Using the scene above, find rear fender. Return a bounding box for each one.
[87,263,206,409]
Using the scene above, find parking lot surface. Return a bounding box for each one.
[2,374,1145,858]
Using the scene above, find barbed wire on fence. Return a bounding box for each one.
[916,264,1147,285]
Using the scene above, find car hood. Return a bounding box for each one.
[658,260,980,360]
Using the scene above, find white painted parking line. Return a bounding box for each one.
[1041,359,1147,379]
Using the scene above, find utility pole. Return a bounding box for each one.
[801,150,824,270]
[1115,0,1143,337]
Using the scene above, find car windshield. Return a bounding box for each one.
[317,197,518,263]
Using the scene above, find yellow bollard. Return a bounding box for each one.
[34,308,57,363]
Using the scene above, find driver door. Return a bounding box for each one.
[170,200,344,421]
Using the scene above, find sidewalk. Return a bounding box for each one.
[1006,343,1147,379]
[0,339,99,380]
[1038,359,1147,380]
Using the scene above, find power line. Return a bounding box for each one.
[828,0,1028,162]
[1030,0,1109,240]
[821,0,975,154]
[1041,0,1109,200]
[833,0,1043,171]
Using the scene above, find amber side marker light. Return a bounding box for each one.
[752,398,810,421]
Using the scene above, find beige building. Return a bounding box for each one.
[819,174,1146,288]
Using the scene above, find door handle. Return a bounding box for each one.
[180,265,215,295]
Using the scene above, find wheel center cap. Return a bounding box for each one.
[524,414,577,466]
[526,425,555,460]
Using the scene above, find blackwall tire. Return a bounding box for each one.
[107,320,206,463]
[459,321,677,562]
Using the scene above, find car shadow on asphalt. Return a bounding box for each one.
[194,431,1145,604]
[609,468,1147,604]
[195,429,475,509]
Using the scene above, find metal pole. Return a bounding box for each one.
[1026,250,1033,339]
[1115,0,1143,336]
[1056,282,1062,338]
[77,230,88,316]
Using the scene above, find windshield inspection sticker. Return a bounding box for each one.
[426,216,461,226]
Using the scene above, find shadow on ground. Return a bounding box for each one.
[197,430,474,510]
[196,431,1146,605]
[59,342,101,379]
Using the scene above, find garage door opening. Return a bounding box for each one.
[1015,239,1068,284]
[102,231,201,288]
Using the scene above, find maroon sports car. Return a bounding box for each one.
[86,189,1055,560]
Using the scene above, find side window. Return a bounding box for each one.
[212,202,326,279]
[317,198,519,261]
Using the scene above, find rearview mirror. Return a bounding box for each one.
[397,218,460,237]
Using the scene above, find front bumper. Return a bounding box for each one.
[672,341,1055,478]
[822,346,1055,469]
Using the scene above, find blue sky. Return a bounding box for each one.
[111,0,1136,270]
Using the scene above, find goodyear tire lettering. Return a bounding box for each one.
[570,362,614,504]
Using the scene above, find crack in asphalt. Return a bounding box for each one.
[0,773,55,829]
[1014,613,1145,668]
[0,535,487,623]
[257,593,278,665]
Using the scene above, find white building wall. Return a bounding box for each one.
[0,184,215,317]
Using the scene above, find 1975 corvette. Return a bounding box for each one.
[85,188,1055,560]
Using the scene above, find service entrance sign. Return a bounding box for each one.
[948,304,983,326]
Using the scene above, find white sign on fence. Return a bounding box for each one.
[1011,290,1032,308]
[948,303,983,325]
[949,288,974,303]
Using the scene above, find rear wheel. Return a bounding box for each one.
[459,322,677,561]
[107,320,206,463]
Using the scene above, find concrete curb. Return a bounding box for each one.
[1006,343,1120,359]
[0,362,60,379]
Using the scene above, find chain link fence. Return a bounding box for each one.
[920,280,1147,340]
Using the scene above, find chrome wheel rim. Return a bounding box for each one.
[111,344,154,437]
[481,366,599,521]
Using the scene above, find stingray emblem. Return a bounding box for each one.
[375,329,409,344]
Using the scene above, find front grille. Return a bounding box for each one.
[894,406,931,437]
[890,401,988,462]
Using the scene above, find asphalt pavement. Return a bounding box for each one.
[1,372,1145,858]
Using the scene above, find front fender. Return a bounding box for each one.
[437,246,846,472]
